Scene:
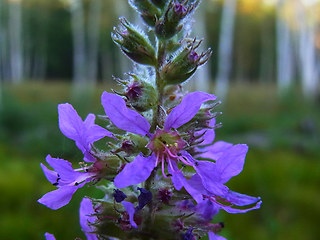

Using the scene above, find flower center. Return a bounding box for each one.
[148,130,191,178]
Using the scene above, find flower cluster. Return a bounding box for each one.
[40,1,261,239]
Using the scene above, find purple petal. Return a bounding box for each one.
[225,191,261,207]
[80,198,98,240]
[58,103,83,142]
[122,201,137,228]
[195,118,216,146]
[197,141,233,160]
[208,232,227,240]
[41,163,59,184]
[215,144,248,183]
[58,104,113,158]
[168,163,207,203]
[193,161,229,196]
[114,154,156,188]
[101,92,150,135]
[164,91,216,130]
[45,233,56,240]
[45,155,82,183]
[196,199,219,221]
[186,174,211,203]
[212,198,262,214]
[38,184,83,210]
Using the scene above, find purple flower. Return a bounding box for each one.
[45,233,56,240]
[101,91,216,189]
[58,103,113,162]
[80,198,98,240]
[170,141,262,214]
[38,155,95,209]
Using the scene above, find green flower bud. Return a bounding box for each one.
[161,39,212,84]
[155,1,195,39]
[112,18,157,66]
[115,74,158,112]
[129,0,162,26]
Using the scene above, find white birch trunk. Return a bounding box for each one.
[9,0,23,84]
[114,0,130,76]
[276,0,293,96]
[87,0,102,85]
[215,0,237,100]
[70,0,87,86]
[192,2,210,92]
[295,2,318,100]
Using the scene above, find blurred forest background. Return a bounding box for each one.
[0,0,319,239]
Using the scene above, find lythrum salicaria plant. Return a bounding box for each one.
[39,0,262,239]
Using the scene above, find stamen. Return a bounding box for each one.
[178,156,193,166]
[155,152,160,167]
[161,155,168,178]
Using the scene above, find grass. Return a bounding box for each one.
[0,82,319,240]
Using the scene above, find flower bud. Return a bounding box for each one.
[129,0,161,26]
[115,74,158,112]
[161,39,212,84]
[112,18,156,66]
[155,1,194,39]
[114,133,149,156]
[113,189,127,203]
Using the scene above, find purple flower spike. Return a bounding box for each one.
[122,201,138,228]
[58,103,113,162]
[164,91,216,130]
[80,198,98,240]
[101,92,151,136]
[45,233,56,240]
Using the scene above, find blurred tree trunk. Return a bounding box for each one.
[192,2,210,92]
[9,0,23,84]
[276,0,293,96]
[295,2,318,100]
[259,16,274,84]
[215,0,237,100]
[114,0,130,76]
[87,0,102,84]
[70,0,87,86]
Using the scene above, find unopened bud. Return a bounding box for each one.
[122,75,158,112]
[113,189,127,203]
[161,39,212,84]
[112,18,156,66]
[129,0,161,26]
[155,2,194,39]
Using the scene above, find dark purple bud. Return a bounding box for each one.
[113,189,127,203]
[181,228,195,240]
[157,188,172,204]
[126,82,143,100]
[121,140,135,154]
[188,50,200,63]
[136,187,152,210]
[174,4,187,15]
